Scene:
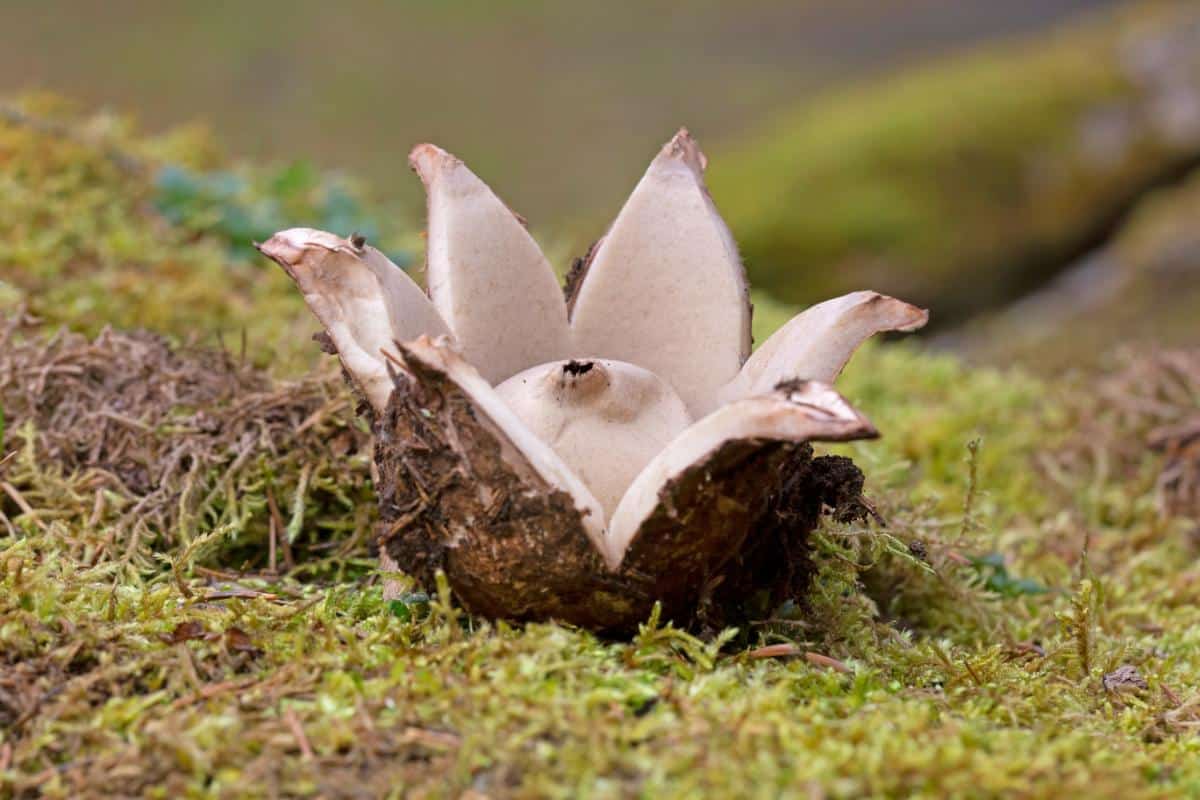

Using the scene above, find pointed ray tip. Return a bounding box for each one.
[851,414,880,440]
[777,379,879,440]
[258,228,351,267]
[865,292,931,331]
[907,304,931,331]
[661,127,707,172]
[408,143,458,178]
[255,231,295,267]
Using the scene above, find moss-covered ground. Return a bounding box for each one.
[2,103,1199,798]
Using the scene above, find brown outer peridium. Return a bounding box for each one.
[373,343,869,634]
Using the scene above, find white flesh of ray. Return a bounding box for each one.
[410,144,570,385]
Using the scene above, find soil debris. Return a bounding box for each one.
[0,311,373,573]
[1052,347,1200,518]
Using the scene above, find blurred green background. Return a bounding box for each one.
[1,0,1197,365]
[1,0,1119,224]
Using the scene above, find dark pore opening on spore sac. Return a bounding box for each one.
[563,360,594,376]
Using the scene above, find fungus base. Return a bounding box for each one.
[372,356,868,634]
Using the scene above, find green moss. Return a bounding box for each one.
[5,328,1199,796]
[0,96,413,375]
[3,99,1200,799]
[712,3,1200,325]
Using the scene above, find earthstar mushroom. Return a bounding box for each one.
[258,128,928,633]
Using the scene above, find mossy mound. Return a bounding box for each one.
[948,166,1200,369]
[0,312,376,577]
[711,2,1200,327]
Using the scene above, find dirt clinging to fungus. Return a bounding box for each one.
[373,347,867,634]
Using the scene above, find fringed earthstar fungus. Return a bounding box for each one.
[258,129,928,634]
